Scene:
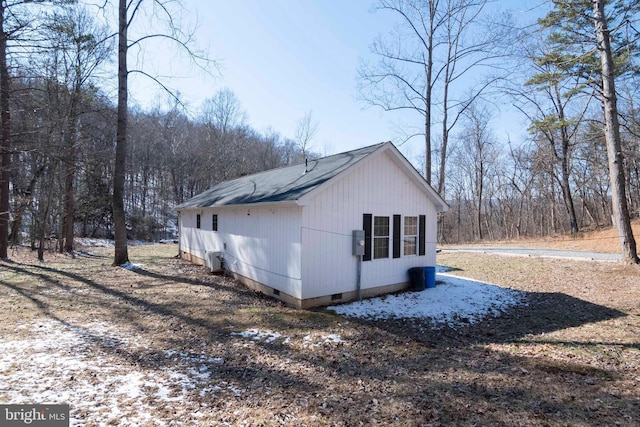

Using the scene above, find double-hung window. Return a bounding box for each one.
[373,216,389,259]
[404,216,418,256]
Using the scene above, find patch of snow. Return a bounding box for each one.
[0,320,237,426]
[120,261,144,270]
[116,372,146,399]
[75,238,114,247]
[302,333,345,347]
[322,334,344,344]
[231,328,283,343]
[162,350,223,366]
[73,238,158,248]
[158,239,179,244]
[327,272,526,328]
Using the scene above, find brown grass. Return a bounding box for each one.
[447,219,640,254]
[0,243,639,426]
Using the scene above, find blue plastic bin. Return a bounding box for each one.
[424,266,436,288]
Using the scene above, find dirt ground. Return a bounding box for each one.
[0,243,639,426]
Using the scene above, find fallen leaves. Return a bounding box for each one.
[0,245,638,426]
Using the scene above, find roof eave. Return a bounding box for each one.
[175,200,300,212]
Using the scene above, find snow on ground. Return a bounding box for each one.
[0,266,524,424]
[328,267,526,327]
[230,328,283,343]
[302,333,345,347]
[0,321,238,426]
[120,261,145,271]
[230,329,346,347]
[74,238,162,248]
[75,238,114,248]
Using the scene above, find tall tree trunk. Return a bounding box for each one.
[63,54,83,253]
[63,138,75,252]
[113,0,129,265]
[476,160,484,240]
[437,7,453,196]
[438,69,449,195]
[37,190,51,262]
[424,2,434,184]
[9,164,46,246]
[593,0,639,263]
[0,3,10,259]
[560,170,579,234]
[554,85,579,234]
[63,100,78,253]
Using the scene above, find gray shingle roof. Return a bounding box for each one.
[176,142,386,209]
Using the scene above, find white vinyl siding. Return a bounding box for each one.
[180,145,441,303]
[301,150,438,299]
[180,206,303,298]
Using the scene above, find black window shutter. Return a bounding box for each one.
[363,214,372,261]
[419,215,426,256]
[393,214,401,258]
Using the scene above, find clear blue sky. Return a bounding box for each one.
[128,0,546,162]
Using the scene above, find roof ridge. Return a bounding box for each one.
[176,142,389,209]
[213,141,386,184]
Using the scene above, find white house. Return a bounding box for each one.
[176,142,448,308]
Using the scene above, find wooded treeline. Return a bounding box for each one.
[10,77,307,249]
[359,0,640,260]
[441,106,640,242]
[0,2,307,257]
[2,0,640,260]
[438,0,640,246]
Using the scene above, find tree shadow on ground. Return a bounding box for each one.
[0,261,324,398]
[2,256,638,425]
[353,290,630,348]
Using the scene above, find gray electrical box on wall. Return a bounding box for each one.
[352,230,365,256]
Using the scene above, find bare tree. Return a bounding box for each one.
[201,88,247,134]
[112,0,131,265]
[510,36,594,235]
[0,1,10,259]
[358,0,507,188]
[199,88,248,184]
[0,0,74,258]
[294,110,318,159]
[454,101,498,240]
[112,0,212,266]
[37,6,112,253]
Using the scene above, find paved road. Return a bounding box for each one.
[440,246,622,261]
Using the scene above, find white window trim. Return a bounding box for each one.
[373,216,389,259]
[404,216,418,256]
